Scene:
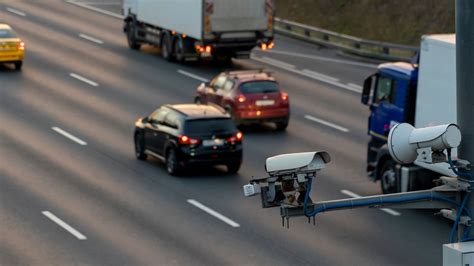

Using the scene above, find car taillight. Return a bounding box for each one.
[18,42,25,50]
[227,132,243,143]
[237,94,246,103]
[179,135,200,145]
[281,92,289,101]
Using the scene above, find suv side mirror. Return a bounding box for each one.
[362,74,377,105]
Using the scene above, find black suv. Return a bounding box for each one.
[134,104,243,175]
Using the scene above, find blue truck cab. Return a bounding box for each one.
[361,62,421,193]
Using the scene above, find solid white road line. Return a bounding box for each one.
[79,33,104,44]
[348,83,362,91]
[260,57,295,69]
[252,56,361,93]
[262,49,378,69]
[304,115,349,133]
[177,70,209,83]
[6,7,26,16]
[69,73,99,87]
[42,211,87,240]
[65,0,124,19]
[52,127,87,146]
[340,189,401,216]
[187,199,240,228]
[302,69,340,82]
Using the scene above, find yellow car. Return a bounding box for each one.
[0,24,24,70]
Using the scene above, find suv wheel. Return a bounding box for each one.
[275,119,289,131]
[194,96,202,104]
[227,162,241,174]
[166,149,181,175]
[134,134,147,160]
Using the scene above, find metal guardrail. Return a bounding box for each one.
[274,17,419,62]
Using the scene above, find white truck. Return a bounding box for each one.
[362,34,458,193]
[122,0,275,62]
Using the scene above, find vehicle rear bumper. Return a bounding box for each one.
[236,108,289,123]
[0,51,24,62]
[178,149,243,167]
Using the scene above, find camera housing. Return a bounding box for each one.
[265,151,331,177]
[388,123,461,164]
[244,151,331,209]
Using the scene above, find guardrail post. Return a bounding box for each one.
[383,46,390,55]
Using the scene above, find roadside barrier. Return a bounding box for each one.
[274,17,419,62]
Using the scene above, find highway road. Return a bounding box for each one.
[0,1,451,265]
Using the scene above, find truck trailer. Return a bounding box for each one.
[361,34,457,193]
[122,0,275,62]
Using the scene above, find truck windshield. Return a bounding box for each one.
[375,77,396,104]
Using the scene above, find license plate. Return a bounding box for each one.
[203,139,224,146]
[201,52,211,57]
[256,100,275,106]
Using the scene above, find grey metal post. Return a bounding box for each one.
[456,0,474,239]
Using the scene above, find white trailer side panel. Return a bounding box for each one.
[415,34,456,128]
[210,0,268,34]
[124,0,204,40]
[414,34,457,176]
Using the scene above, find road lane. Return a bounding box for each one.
[0,1,451,265]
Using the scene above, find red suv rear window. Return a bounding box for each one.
[239,81,279,94]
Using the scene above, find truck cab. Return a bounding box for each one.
[361,34,457,194]
[361,62,419,193]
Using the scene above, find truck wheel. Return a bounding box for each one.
[126,21,141,50]
[174,38,185,63]
[194,96,203,104]
[380,160,398,194]
[161,34,173,61]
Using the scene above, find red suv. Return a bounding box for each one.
[195,70,290,130]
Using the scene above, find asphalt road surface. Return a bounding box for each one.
[1,1,451,265]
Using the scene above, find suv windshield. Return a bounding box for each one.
[0,29,16,38]
[239,81,279,94]
[184,119,235,134]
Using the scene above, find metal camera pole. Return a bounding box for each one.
[456,0,474,238]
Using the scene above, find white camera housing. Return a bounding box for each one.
[265,151,331,177]
[388,123,461,164]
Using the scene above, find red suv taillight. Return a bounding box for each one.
[281,92,289,101]
[227,132,243,143]
[179,135,200,145]
[237,94,246,103]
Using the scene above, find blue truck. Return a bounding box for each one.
[361,34,457,193]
